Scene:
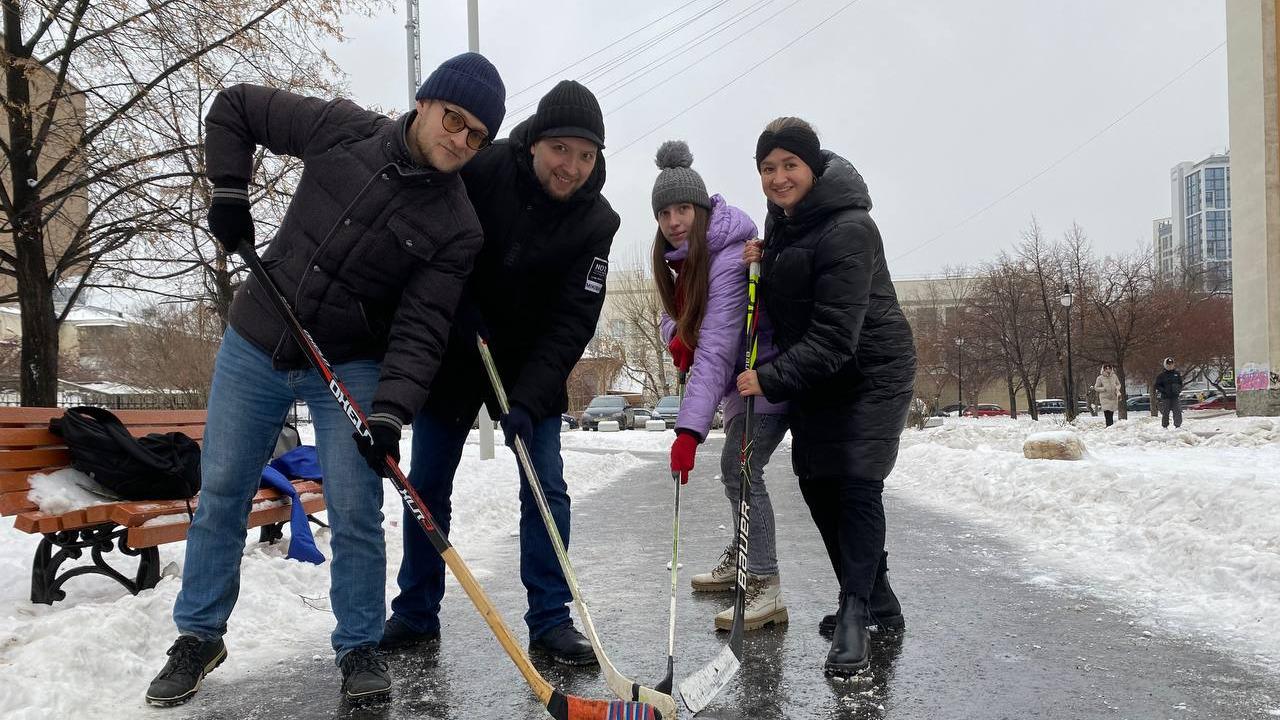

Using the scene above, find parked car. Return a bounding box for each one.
[1189,394,1236,411]
[625,407,655,429]
[652,395,682,429]
[1036,399,1090,415]
[939,402,965,416]
[1036,398,1067,415]
[579,395,629,430]
[560,412,579,430]
[962,404,1006,417]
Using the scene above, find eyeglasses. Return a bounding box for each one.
[441,107,491,151]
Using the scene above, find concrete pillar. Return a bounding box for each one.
[1227,0,1280,415]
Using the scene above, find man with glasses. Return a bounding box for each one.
[383,80,619,668]
[144,53,505,707]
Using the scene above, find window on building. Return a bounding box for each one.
[1205,167,1226,210]
[1185,172,1202,215]
[1185,215,1202,264]
[1205,211,1227,259]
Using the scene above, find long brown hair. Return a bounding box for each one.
[652,206,711,349]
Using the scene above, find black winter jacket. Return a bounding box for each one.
[756,151,916,464]
[1154,369,1183,399]
[422,117,620,424]
[207,85,483,423]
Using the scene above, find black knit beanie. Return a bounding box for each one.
[530,80,606,148]
[755,125,824,177]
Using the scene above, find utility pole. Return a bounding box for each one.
[466,0,497,460]
[405,0,421,106]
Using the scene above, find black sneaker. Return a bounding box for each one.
[145,636,227,706]
[378,616,441,651]
[339,647,392,700]
[529,623,597,666]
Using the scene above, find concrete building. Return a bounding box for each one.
[1169,154,1233,291]
[1226,0,1280,415]
[1153,217,1176,278]
[0,59,87,299]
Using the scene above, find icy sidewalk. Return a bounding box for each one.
[171,429,1278,719]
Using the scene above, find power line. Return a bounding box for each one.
[509,0,733,119]
[505,0,718,103]
[594,0,780,100]
[603,0,803,116]
[890,41,1227,264]
[612,0,866,157]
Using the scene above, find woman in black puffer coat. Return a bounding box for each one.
[738,117,916,678]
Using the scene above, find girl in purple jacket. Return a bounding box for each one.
[650,140,790,632]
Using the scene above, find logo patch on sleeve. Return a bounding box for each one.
[585,256,609,294]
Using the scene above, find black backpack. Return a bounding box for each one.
[49,406,202,500]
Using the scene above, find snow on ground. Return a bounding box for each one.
[2,411,1277,718]
[0,426,641,720]
[890,412,1280,674]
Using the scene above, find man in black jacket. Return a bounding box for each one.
[145,53,506,707]
[1154,357,1184,428]
[382,80,619,667]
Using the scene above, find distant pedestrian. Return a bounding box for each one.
[1093,364,1122,427]
[1154,357,1184,429]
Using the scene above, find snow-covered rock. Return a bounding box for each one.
[1023,430,1087,460]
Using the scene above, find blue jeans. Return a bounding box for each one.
[390,411,572,640]
[173,327,386,663]
[719,412,788,577]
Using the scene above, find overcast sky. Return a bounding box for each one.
[320,0,1229,278]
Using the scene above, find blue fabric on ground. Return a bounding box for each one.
[260,446,324,564]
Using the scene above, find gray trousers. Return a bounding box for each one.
[719,412,789,577]
[1159,395,1183,428]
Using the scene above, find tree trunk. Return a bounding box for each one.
[1006,373,1018,419]
[4,17,61,407]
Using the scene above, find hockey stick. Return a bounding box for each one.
[477,336,678,719]
[655,369,688,695]
[678,261,762,714]
[238,244,659,720]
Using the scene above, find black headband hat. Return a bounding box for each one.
[755,125,824,177]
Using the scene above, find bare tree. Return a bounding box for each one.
[2,0,382,405]
[605,266,674,403]
[95,301,221,403]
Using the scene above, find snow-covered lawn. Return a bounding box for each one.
[0,426,642,720]
[889,413,1280,675]
[1,412,1276,718]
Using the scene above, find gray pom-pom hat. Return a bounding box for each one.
[651,140,711,216]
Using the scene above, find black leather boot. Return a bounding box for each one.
[824,593,871,678]
[820,552,904,634]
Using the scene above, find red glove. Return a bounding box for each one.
[668,336,694,372]
[670,431,698,484]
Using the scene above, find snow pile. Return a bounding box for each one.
[0,426,642,720]
[1021,430,1086,460]
[891,413,1280,673]
[26,468,115,514]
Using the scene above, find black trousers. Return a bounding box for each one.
[1103,410,1114,426]
[797,437,902,602]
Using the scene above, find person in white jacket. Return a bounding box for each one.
[1093,364,1122,427]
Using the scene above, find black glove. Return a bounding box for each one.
[207,186,254,254]
[354,412,402,477]
[500,404,534,449]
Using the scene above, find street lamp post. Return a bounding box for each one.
[954,337,965,410]
[1060,284,1075,421]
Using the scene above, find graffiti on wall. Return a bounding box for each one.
[1236,363,1276,391]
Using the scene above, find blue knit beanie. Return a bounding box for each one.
[416,52,506,136]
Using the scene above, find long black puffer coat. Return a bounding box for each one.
[422,117,621,424]
[207,84,483,423]
[755,151,916,478]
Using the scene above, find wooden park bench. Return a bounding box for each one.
[0,407,325,604]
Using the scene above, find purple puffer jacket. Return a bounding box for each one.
[660,195,787,440]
